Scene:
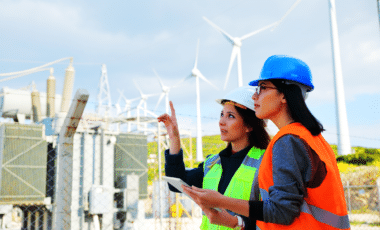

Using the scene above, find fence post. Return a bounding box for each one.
[377,178,380,212]
[347,181,351,212]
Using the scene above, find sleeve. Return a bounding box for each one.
[241,215,256,230]
[261,134,326,225]
[164,149,204,192]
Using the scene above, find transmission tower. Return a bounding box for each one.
[97,64,112,117]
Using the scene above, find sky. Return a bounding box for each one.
[0,0,379,149]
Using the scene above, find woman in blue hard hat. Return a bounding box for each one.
[183,55,350,230]
[158,86,270,229]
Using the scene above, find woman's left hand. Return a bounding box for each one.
[202,207,238,228]
[182,186,239,228]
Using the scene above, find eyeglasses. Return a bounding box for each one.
[255,85,277,95]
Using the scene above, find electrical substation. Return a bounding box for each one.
[0,59,158,230]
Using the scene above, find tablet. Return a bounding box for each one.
[162,176,190,193]
[163,176,221,212]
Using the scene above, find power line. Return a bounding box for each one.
[0,59,102,66]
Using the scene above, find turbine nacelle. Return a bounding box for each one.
[163,87,170,93]
[141,95,149,101]
[191,68,201,77]
[233,38,242,47]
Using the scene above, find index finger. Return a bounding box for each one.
[169,101,176,117]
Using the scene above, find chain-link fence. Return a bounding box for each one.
[345,182,380,229]
[0,121,379,229]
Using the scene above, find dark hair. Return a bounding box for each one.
[270,79,324,136]
[222,100,270,150]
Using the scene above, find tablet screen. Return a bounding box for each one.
[162,176,221,212]
[162,176,190,193]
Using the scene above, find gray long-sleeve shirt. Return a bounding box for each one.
[249,134,327,225]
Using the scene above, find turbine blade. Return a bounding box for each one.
[173,75,189,88]
[130,97,140,102]
[203,16,235,45]
[153,68,165,89]
[272,0,303,31]
[116,89,123,104]
[186,74,193,80]
[145,93,160,98]
[224,46,239,89]
[198,72,219,90]
[240,21,278,41]
[154,93,165,111]
[194,39,200,68]
[133,79,143,96]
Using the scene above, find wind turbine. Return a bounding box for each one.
[116,89,140,132]
[203,0,303,89]
[184,40,218,162]
[133,80,159,134]
[153,69,185,114]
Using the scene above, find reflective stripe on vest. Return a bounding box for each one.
[200,147,264,230]
[259,189,350,229]
[257,123,350,230]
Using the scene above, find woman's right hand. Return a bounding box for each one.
[157,101,180,154]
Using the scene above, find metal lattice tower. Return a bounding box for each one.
[97,64,112,116]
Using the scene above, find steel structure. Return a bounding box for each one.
[97,64,112,117]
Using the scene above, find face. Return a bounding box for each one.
[219,103,250,144]
[252,80,285,120]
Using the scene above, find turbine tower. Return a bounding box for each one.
[203,0,303,89]
[97,64,112,117]
[377,0,380,33]
[184,40,218,162]
[328,0,351,155]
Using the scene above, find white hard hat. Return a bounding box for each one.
[216,86,256,111]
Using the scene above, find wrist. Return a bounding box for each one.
[233,215,245,230]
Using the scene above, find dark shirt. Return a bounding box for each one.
[165,145,256,229]
[249,134,327,225]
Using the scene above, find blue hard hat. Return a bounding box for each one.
[249,55,314,91]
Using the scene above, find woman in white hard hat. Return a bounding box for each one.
[158,86,270,229]
[182,55,350,230]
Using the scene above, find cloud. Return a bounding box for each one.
[0,0,176,61]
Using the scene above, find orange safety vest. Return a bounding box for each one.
[257,123,350,230]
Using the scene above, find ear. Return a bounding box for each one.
[246,126,253,133]
[281,93,287,104]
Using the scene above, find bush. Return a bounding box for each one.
[336,147,380,166]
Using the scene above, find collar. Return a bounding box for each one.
[219,145,251,158]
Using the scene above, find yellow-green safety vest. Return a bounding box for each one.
[200,147,264,230]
